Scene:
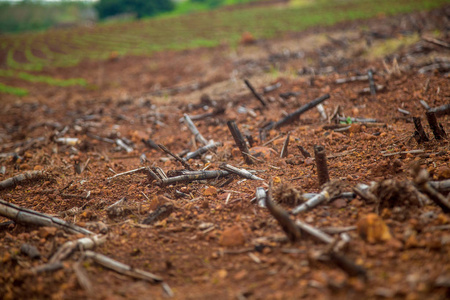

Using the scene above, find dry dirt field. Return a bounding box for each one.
[1,5,450,300]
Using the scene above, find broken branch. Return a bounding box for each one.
[266,179,301,242]
[227,120,253,164]
[244,79,268,107]
[314,145,330,187]
[184,114,208,146]
[0,171,49,191]
[264,94,330,130]
[220,163,263,181]
[0,199,92,235]
[84,250,162,283]
[159,144,193,170]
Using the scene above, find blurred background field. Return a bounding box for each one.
[0,0,447,96]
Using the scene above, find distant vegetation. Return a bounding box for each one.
[0,1,97,34]
[95,0,175,19]
[0,0,264,34]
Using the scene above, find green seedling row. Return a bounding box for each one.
[0,69,87,87]
[0,82,28,96]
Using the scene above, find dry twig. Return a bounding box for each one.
[84,250,162,282]
[0,199,92,235]
[264,94,330,130]
[266,179,301,242]
[0,171,49,191]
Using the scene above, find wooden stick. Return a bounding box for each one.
[426,111,447,140]
[159,170,229,186]
[414,169,450,213]
[368,69,376,96]
[0,171,48,191]
[115,139,133,153]
[185,142,222,161]
[295,220,333,244]
[291,189,330,215]
[181,107,226,122]
[142,138,160,150]
[87,133,115,144]
[294,217,367,279]
[397,108,410,115]
[428,104,450,117]
[263,82,281,94]
[0,199,92,235]
[107,167,147,181]
[154,167,168,180]
[280,132,290,158]
[159,144,193,170]
[382,149,424,157]
[31,262,63,274]
[244,79,268,107]
[320,226,357,234]
[49,234,106,263]
[314,145,330,186]
[184,114,208,146]
[84,250,162,282]
[335,75,369,84]
[430,179,450,193]
[422,36,450,49]
[413,117,429,143]
[73,261,93,293]
[264,94,330,130]
[419,99,430,110]
[255,187,267,208]
[279,91,301,99]
[220,163,263,181]
[266,179,301,242]
[297,145,311,158]
[227,120,253,164]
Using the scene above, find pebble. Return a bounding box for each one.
[219,225,246,247]
[249,146,277,159]
[38,227,58,239]
[435,166,450,180]
[357,213,392,244]
[203,186,217,196]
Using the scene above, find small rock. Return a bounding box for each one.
[304,157,315,166]
[219,225,246,247]
[199,222,214,230]
[234,269,248,281]
[249,146,277,160]
[240,32,256,45]
[361,133,376,140]
[38,227,58,239]
[20,243,41,259]
[231,148,242,159]
[142,203,174,225]
[216,269,228,279]
[203,186,217,196]
[435,166,450,180]
[357,213,392,244]
[331,199,347,209]
[349,124,362,133]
